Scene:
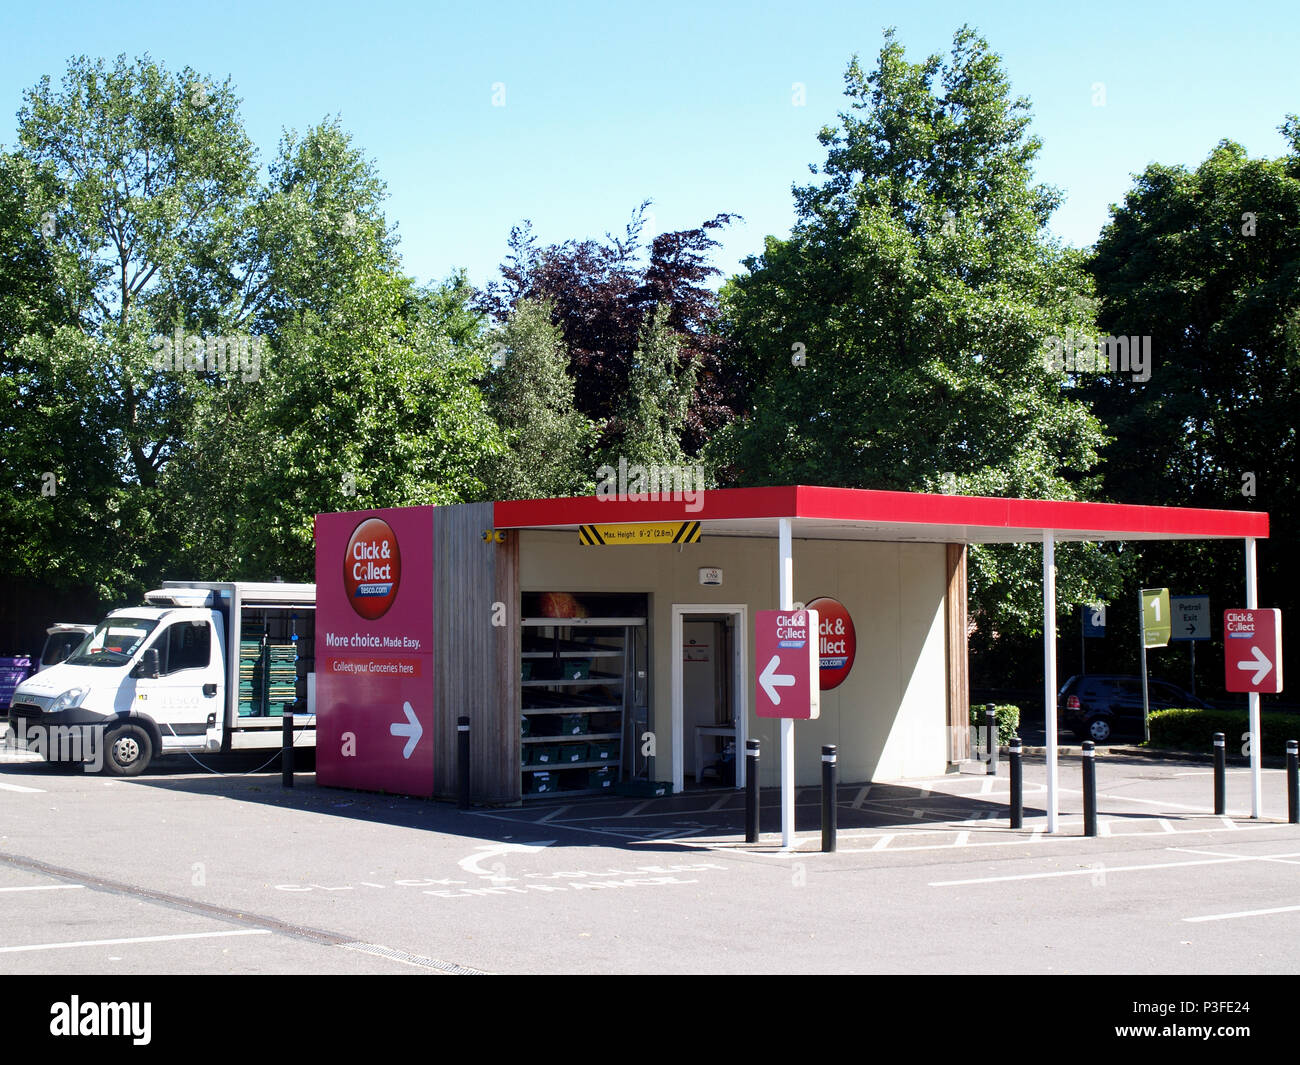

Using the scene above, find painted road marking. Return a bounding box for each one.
[535,806,569,824]
[0,782,45,793]
[930,850,1300,886]
[1171,846,1300,867]
[457,841,556,880]
[0,884,83,893]
[1184,904,1300,923]
[852,786,871,809]
[0,929,272,954]
[689,819,1276,857]
[979,777,995,795]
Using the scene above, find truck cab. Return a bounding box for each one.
[8,582,315,775]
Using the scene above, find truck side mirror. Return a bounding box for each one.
[133,648,160,679]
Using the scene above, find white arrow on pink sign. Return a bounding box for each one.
[755,609,820,719]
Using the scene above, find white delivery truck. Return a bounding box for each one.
[7,581,315,775]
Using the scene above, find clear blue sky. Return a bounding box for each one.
[2,0,1296,291]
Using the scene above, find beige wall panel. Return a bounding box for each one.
[518,530,948,786]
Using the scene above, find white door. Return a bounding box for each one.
[671,606,747,794]
[132,618,224,749]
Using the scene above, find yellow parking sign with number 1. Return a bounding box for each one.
[1141,587,1171,648]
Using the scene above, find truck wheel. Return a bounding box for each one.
[104,724,152,776]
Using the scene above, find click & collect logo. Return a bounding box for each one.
[344,517,402,620]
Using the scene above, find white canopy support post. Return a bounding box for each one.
[1247,537,1262,818]
[779,517,795,849]
[1043,531,1059,833]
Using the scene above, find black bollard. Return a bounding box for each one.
[745,739,760,843]
[458,716,470,810]
[1009,736,1023,829]
[1213,732,1226,816]
[1288,740,1298,825]
[821,745,837,853]
[1082,740,1097,837]
[985,706,999,776]
[281,712,294,788]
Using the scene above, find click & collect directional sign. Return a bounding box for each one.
[1224,609,1283,694]
[756,608,819,719]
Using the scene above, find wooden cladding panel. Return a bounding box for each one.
[433,504,520,803]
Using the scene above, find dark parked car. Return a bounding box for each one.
[1059,674,1212,743]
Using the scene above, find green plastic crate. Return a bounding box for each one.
[586,740,618,762]
[561,658,591,680]
[555,742,586,764]
[559,713,588,736]
[587,766,615,790]
[524,771,556,795]
[528,744,560,767]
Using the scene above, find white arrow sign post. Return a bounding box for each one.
[759,518,819,849]
[390,701,423,759]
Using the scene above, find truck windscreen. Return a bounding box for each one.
[66,617,160,667]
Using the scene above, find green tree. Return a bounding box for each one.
[711,27,1122,634]
[3,55,507,594]
[612,301,699,469]
[483,298,595,500]
[1084,120,1300,690]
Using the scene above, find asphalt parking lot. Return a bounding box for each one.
[2,743,1298,975]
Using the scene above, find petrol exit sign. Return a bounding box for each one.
[1224,609,1283,694]
[755,609,820,719]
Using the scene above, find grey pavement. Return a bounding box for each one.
[1,744,1298,974]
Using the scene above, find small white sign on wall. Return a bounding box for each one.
[698,567,723,586]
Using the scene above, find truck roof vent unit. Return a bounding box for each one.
[143,587,216,608]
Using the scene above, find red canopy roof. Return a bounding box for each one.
[493,485,1268,544]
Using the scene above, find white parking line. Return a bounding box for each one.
[0,884,83,893]
[536,806,570,823]
[0,782,44,793]
[1185,904,1300,923]
[852,786,871,809]
[0,929,272,953]
[931,850,1300,887]
[1170,846,1300,867]
[979,777,995,795]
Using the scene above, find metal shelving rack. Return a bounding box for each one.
[520,615,645,799]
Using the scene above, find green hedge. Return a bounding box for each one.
[1148,708,1300,756]
[970,703,1020,746]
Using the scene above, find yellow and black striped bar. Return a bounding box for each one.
[577,521,702,546]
